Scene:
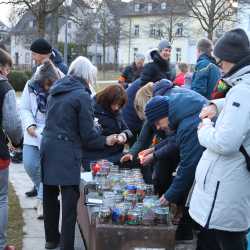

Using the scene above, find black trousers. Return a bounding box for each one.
[153,154,179,196]
[43,184,80,250]
[197,227,248,250]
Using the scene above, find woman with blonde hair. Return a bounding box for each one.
[134,82,154,121]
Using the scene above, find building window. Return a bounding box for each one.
[133,48,138,60]
[134,3,140,12]
[157,24,164,38]
[176,23,183,36]
[25,52,31,64]
[29,20,34,28]
[161,2,167,10]
[176,48,182,62]
[148,3,152,12]
[150,24,163,38]
[134,25,140,37]
[150,24,156,37]
[68,22,72,29]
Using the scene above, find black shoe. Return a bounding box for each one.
[45,241,60,249]
[25,186,37,197]
[10,151,23,164]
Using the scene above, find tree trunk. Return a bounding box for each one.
[208,0,216,41]
[114,46,119,71]
[207,31,213,40]
[83,44,88,56]
[168,13,173,43]
[37,15,46,37]
[51,10,59,47]
[102,41,106,73]
[37,0,46,37]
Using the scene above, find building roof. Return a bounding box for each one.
[0,21,9,32]
[118,0,188,17]
[11,11,66,35]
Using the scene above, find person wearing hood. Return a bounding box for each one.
[144,91,207,206]
[50,48,68,75]
[122,40,175,139]
[0,49,23,250]
[20,60,61,220]
[122,78,144,144]
[140,40,175,87]
[189,28,250,250]
[40,56,119,250]
[121,79,191,191]
[191,38,221,99]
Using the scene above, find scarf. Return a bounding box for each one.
[28,80,49,114]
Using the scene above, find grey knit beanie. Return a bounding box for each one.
[158,40,171,51]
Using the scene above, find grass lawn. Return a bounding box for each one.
[7,183,24,250]
[97,71,120,81]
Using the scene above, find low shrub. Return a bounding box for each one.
[8,71,32,92]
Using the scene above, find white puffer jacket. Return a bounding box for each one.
[189,65,250,232]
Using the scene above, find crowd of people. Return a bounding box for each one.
[0,27,250,250]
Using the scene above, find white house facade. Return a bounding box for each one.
[118,0,207,66]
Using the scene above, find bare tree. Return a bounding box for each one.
[8,5,20,28]
[0,0,67,37]
[157,0,188,43]
[186,0,238,40]
[75,11,96,56]
[95,0,116,70]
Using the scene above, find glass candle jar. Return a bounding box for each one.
[126,209,140,225]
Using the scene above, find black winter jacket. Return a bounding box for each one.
[82,100,132,167]
[140,50,175,86]
[41,76,106,185]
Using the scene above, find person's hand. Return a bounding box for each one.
[106,134,119,146]
[117,133,127,144]
[199,104,217,120]
[139,147,154,157]
[120,153,133,163]
[198,118,213,130]
[159,194,170,207]
[27,125,37,137]
[141,153,154,166]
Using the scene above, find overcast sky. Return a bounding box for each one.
[0,4,11,25]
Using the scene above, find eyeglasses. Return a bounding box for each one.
[216,58,223,67]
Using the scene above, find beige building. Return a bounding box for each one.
[118,0,207,66]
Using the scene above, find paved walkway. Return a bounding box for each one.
[9,162,195,250]
[9,162,85,250]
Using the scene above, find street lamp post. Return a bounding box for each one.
[63,0,72,65]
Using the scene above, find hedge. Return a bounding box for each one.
[8,71,32,92]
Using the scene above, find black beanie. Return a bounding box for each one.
[30,38,52,55]
[214,28,250,63]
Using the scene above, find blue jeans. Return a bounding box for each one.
[0,168,8,250]
[23,145,43,200]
